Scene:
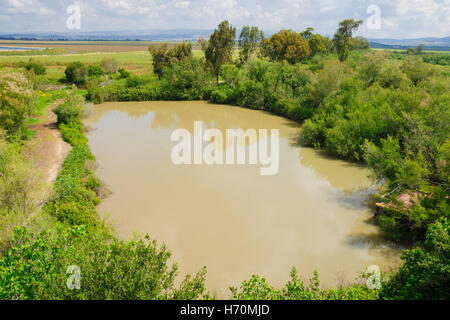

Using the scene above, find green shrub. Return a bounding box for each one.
[65,62,88,86]
[118,68,130,79]
[401,57,434,85]
[381,218,450,300]
[59,121,88,146]
[87,64,104,77]
[126,75,149,88]
[100,58,121,74]
[210,85,236,104]
[236,80,265,109]
[0,71,37,138]
[160,57,213,100]
[53,92,85,124]
[86,80,104,104]
[0,226,207,300]
[24,61,46,75]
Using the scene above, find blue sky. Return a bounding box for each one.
[1,0,449,38]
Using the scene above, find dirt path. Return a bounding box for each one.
[28,99,72,189]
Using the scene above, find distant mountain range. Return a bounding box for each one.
[0,30,214,42]
[369,36,450,51]
[0,31,449,50]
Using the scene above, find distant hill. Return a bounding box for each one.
[369,36,450,51]
[0,30,214,42]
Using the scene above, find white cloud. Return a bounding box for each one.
[0,0,448,38]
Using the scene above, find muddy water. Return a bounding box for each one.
[85,101,401,298]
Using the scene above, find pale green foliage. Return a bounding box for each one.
[0,71,36,138]
[238,25,264,64]
[100,58,121,74]
[0,134,44,246]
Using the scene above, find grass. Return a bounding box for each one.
[0,48,208,80]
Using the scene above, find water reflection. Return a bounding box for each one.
[85,101,401,298]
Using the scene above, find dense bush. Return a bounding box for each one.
[422,53,450,66]
[0,71,37,138]
[24,61,46,75]
[0,226,207,299]
[65,62,88,86]
[300,54,449,242]
[381,218,450,300]
[160,57,213,100]
[53,92,86,125]
[118,68,130,79]
[85,79,104,104]
[231,268,379,300]
[87,64,104,77]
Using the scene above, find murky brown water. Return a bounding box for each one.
[85,101,401,298]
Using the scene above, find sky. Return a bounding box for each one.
[0,0,449,38]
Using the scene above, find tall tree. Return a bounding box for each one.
[261,30,311,64]
[200,20,236,83]
[333,19,363,62]
[148,43,171,80]
[148,41,193,79]
[238,25,264,65]
[300,27,315,41]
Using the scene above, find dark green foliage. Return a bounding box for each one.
[118,68,131,79]
[65,62,88,86]
[0,226,207,299]
[230,268,380,300]
[87,64,104,77]
[86,79,104,104]
[381,218,450,300]
[24,61,46,75]
[148,41,193,80]
[422,53,450,66]
[159,57,213,100]
[200,20,236,82]
[333,19,364,62]
[126,75,150,88]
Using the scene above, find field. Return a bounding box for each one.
[0,41,231,80]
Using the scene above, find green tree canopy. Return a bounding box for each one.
[200,20,236,83]
[148,41,193,79]
[238,25,264,65]
[261,30,311,64]
[333,19,363,61]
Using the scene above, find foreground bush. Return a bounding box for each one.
[0,226,207,300]
[381,218,450,300]
[231,268,380,300]
[53,92,86,125]
[0,71,37,138]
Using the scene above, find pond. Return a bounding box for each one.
[85,101,401,297]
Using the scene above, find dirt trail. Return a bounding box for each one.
[28,100,72,190]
